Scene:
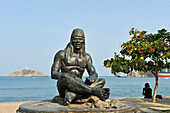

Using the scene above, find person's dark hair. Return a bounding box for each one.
[145,83,150,88]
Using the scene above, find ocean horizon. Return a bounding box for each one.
[0,76,170,102]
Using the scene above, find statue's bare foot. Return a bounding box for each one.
[64,89,76,105]
[64,100,70,106]
[92,87,110,101]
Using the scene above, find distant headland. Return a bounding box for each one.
[8,68,48,77]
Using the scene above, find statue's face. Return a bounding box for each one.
[72,36,84,50]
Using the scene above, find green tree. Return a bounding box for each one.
[104,28,170,102]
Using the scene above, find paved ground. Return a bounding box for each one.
[0,96,170,113]
[117,96,170,112]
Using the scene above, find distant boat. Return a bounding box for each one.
[158,68,170,78]
[158,72,170,77]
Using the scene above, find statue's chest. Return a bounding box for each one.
[65,57,87,68]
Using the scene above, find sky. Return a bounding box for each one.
[0,0,170,76]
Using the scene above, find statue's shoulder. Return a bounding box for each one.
[86,53,91,57]
[54,50,66,60]
[86,53,92,61]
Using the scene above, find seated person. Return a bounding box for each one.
[142,83,152,98]
[51,28,110,105]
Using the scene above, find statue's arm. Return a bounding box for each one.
[51,50,65,80]
[86,54,98,82]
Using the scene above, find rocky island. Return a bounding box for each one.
[8,68,48,77]
[127,71,154,77]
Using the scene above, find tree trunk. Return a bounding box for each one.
[152,75,158,103]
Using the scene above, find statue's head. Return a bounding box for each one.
[71,29,85,50]
[65,28,86,58]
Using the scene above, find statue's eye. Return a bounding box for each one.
[72,37,84,42]
[79,38,84,42]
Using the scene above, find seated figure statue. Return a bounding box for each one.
[51,28,110,105]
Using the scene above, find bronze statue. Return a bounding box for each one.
[51,28,110,105]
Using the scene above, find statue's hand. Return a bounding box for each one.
[85,73,98,84]
[85,77,94,84]
[89,72,98,82]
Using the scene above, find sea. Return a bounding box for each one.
[0,76,170,103]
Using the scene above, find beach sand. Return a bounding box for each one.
[0,101,29,113]
[0,96,170,113]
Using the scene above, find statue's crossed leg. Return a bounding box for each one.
[57,74,110,105]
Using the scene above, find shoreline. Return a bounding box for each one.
[1,96,170,113]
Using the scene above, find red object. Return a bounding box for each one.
[158,75,170,77]
[153,73,170,77]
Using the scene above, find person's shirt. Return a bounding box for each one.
[143,87,152,98]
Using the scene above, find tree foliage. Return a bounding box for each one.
[104,28,170,102]
[104,28,170,76]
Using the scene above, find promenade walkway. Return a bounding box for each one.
[117,96,170,112]
[0,96,170,113]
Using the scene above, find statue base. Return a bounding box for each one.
[17,96,139,113]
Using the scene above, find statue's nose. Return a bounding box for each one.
[76,39,80,43]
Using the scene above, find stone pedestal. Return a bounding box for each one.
[17,96,139,113]
[17,101,138,113]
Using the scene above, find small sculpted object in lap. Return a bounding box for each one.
[51,28,110,105]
